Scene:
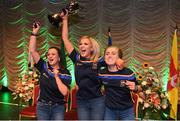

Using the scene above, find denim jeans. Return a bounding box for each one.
[77,96,105,120]
[104,106,135,120]
[37,101,65,120]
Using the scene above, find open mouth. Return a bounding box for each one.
[49,58,54,63]
[80,49,86,54]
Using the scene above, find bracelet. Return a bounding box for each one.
[31,32,39,36]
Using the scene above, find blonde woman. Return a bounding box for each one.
[61,12,124,120]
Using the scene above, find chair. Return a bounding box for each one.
[131,92,139,120]
[19,85,39,120]
[64,88,78,120]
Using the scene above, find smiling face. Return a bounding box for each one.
[46,48,60,68]
[78,37,93,59]
[104,47,119,66]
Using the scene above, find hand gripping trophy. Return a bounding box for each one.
[48,0,79,28]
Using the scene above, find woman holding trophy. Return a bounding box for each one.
[60,10,124,119]
[61,12,105,120]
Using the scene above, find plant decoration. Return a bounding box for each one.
[12,68,39,102]
[135,62,170,120]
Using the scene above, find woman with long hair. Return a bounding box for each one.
[61,12,124,120]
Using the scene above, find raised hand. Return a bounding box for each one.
[32,21,40,35]
[61,9,68,21]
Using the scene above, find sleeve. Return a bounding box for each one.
[34,58,45,73]
[59,69,72,87]
[133,75,138,85]
[127,68,138,85]
[69,49,79,63]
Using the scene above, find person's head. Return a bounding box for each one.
[78,36,100,62]
[104,46,123,66]
[46,47,65,69]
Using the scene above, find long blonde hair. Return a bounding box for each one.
[79,36,100,62]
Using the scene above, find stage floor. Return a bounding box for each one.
[0,88,35,120]
[0,87,180,120]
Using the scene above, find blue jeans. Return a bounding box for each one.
[37,101,65,120]
[77,96,105,120]
[104,106,135,120]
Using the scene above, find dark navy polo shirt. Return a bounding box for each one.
[98,67,137,109]
[69,49,104,100]
[35,58,71,104]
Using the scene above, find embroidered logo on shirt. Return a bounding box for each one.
[92,63,97,70]
[76,62,82,66]
[43,73,49,78]
[102,81,108,85]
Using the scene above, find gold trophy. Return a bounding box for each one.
[48,0,79,28]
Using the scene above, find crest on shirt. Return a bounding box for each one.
[92,62,98,70]
[42,72,49,78]
[76,62,83,66]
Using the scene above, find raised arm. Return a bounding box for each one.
[61,12,74,55]
[29,22,40,64]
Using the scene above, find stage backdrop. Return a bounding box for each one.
[0,0,179,91]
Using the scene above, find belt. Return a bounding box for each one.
[38,99,64,105]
